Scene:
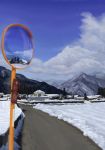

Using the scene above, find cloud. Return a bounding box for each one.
[44,12,105,78]
[0,53,9,68]
[2,12,105,80]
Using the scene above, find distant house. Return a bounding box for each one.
[46,94,59,99]
[34,90,45,97]
[74,95,84,100]
[87,95,102,100]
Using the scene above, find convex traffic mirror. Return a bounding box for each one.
[1,24,34,150]
[1,24,34,69]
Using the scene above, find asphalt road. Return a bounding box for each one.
[20,104,101,150]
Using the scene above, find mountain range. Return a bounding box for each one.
[58,73,105,96]
[1,65,105,96]
[0,66,63,94]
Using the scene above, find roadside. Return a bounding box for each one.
[20,104,101,150]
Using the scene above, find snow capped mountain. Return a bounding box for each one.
[59,73,105,96]
[45,79,65,88]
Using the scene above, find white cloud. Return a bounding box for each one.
[43,12,105,79]
[2,12,105,81]
[0,53,9,68]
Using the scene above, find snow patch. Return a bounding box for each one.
[34,103,105,150]
[0,101,22,135]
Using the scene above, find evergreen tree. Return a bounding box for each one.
[84,93,87,100]
[97,87,105,97]
[61,88,67,99]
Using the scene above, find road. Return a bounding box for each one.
[20,104,101,150]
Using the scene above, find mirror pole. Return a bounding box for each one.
[9,67,16,150]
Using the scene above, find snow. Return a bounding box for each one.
[17,98,84,105]
[61,99,84,102]
[91,99,105,102]
[34,90,45,93]
[0,97,8,101]
[11,63,28,68]
[44,99,61,102]
[46,94,59,97]
[0,101,22,135]
[88,95,101,99]
[18,99,28,102]
[35,103,105,150]
[1,113,24,150]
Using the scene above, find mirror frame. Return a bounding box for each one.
[1,24,34,69]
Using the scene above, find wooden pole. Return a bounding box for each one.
[9,67,16,150]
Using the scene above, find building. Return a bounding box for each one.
[33,90,45,97]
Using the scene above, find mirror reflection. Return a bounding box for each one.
[4,25,33,68]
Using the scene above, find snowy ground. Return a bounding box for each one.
[35,103,105,150]
[0,101,22,135]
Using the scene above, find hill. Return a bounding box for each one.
[0,66,63,94]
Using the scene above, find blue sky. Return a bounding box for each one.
[1,0,105,81]
[0,0,105,61]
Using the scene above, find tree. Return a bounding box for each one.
[62,88,67,98]
[84,93,88,100]
[97,87,105,97]
[72,94,74,99]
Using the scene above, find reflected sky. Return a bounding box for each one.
[4,26,33,67]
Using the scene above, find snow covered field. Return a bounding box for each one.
[35,103,105,150]
[0,101,22,135]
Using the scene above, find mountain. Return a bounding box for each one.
[59,73,105,96]
[45,79,65,88]
[0,66,63,94]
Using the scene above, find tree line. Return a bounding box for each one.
[97,87,105,97]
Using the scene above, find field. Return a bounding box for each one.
[35,102,105,150]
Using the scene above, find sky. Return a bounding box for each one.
[0,0,105,81]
